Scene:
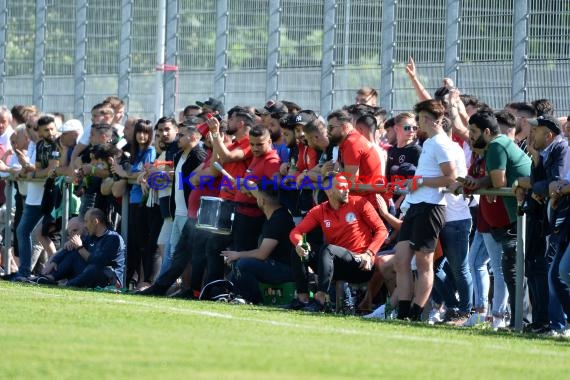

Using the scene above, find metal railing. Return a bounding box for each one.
[1,178,528,331]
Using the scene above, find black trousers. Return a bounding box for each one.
[316,244,374,293]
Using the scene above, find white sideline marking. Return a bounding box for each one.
[2,286,568,356]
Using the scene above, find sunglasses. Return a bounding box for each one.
[403,124,418,132]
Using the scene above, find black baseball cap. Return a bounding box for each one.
[196,97,225,116]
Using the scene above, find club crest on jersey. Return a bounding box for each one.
[324,219,331,228]
[345,212,356,223]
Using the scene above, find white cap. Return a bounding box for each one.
[60,119,83,133]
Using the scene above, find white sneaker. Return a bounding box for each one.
[363,304,386,319]
[428,308,443,325]
[462,312,486,327]
[491,316,507,331]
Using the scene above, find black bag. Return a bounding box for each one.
[199,279,236,302]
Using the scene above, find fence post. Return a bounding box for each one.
[74,0,87,123]
[380,0,395,115]
[119,0,134,118]
[0,0,7,104]
[214,0,229,104]
[33,0,47,111]
[320,0,336,116]
[444,0,460,85]
[121,192,129,288]
[163,0,179,119]
[61,181,70,244]
[514,212,526,332]
[511,0,528,101]
[266,0,281,101]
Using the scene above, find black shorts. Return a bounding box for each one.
[398,202,445,252]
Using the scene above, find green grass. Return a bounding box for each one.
[1,282,568,380]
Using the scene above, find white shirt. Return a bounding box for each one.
[407,132,455,205]
[445,141,471,222]
[174,154,188,216]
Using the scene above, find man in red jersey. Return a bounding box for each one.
[289,175,388,312]
[326,109,387,209]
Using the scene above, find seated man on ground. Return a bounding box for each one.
[289,175,388,312]
[221,185,295,304]
[36,208,125,288]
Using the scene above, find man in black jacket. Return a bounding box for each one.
[513,115,568,333]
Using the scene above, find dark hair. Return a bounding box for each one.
[131,119,153,157]
[281,100,302,114]
[86,207,110,228]
[495,110,517,130]
[155,117,178,130]
[37,115,55,128]
[413,99,446,119]
[468,110,500,135]
[355,114,377,132]
[505,102,536,118]
[92,143,121,161]
[303,117,326,135]
[255,181,280,204]
[234,110,256,127]
[531,98,554,117]
[384,117,396,129]
[327,109,352,124]
[249,125,269,138]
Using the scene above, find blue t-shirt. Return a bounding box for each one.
[129,146,156,204]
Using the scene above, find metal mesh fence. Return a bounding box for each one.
[3,0,35,106]
[527,0,570,115]
[391,0,446,113]
[176,0,216,111]
[225,1,268,108]
[332,0,383,110]
[278,0,324,111]
[1,1,569,119]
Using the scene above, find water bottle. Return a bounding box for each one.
[300,233,310,262]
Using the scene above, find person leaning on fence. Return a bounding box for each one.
[392,99,457,321]
[10,115,60,281]
[289,174,388,312]
[462,110,531,329]
[513,115,569,334]
[222,185,295,304]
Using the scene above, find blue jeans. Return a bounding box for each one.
[16,204,43,277]
[440,218,473,313]
[469,231,489,310]
[549,234,570,329]
[432,256,459,309]
[481,232,509,317]
[231,258,293,304]
[560,243,570,291]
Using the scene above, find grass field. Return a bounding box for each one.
[1,282,569,380]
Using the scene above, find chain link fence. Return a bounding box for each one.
[0,0,568,123]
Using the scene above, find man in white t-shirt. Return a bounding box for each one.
[394,99,457,321]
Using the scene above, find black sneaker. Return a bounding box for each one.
[280,298,309,310]
[168,288,196,299]
[302,300,326,313]
[136,285,167,297]
[524,322,551,334]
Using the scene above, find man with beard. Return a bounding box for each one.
[290,175,388,312]
[267,110,289,164]
[12,115,60,281]
[464,110,531,328]
[326,109,384,211]
[203,107,254,283]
